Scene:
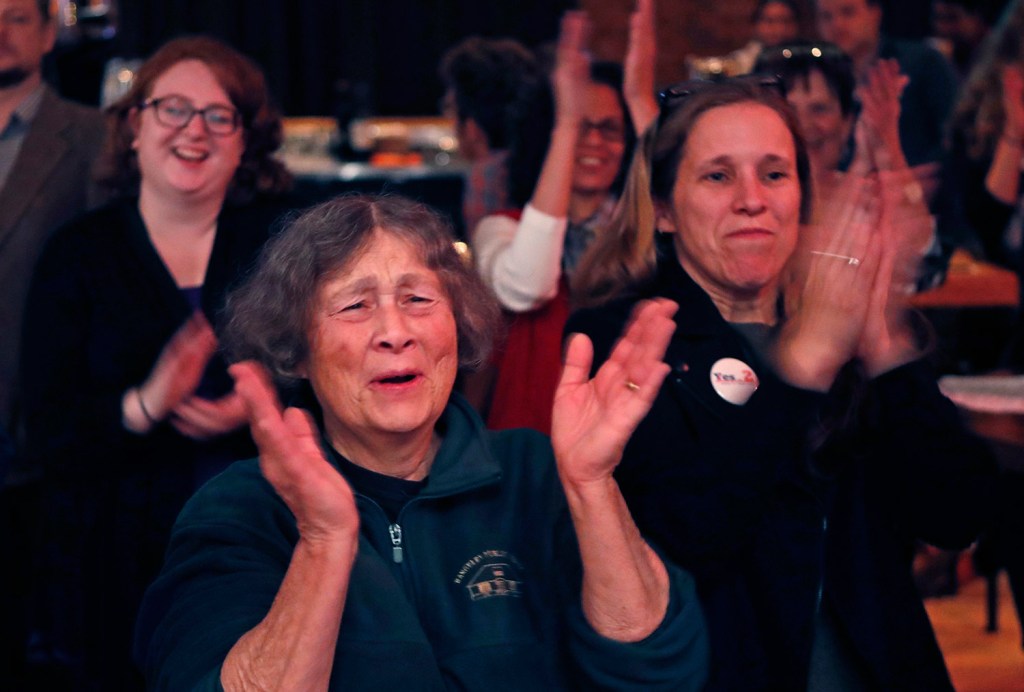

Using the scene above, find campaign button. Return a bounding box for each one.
[709,357,758,405]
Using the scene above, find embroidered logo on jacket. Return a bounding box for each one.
[454,550,524,601]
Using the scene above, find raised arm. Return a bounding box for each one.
[552,299,677,641]
[624,0,660,136]
[219,362,359,692]
[473,12,589,312]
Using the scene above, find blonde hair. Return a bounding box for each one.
[951,0,1024,161]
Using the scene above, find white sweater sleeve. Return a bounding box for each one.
[472,204,568,313]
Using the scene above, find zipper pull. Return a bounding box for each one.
[388,523,404,563]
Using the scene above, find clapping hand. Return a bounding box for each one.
[169,391,248,440]
[134,311,217,427]
[850,59,909,174]
[230,361,359,545]
[552,299,676,486]
[778,177,882,390]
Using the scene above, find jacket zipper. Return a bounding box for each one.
[389,522,404,563]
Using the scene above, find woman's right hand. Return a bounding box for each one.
[124,311,218,432]
[230,361,359,546]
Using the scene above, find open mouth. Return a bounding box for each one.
[374,370,417,386]
[173,146,209,162]
[378,373,417,385]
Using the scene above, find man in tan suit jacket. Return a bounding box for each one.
[0,0,104,683]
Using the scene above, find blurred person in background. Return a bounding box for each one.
[0,0,105,684]
[471,4,656,433]
[756,41,947,289]
[930,0,1006,80]
[439,36,542,240]
[815,0,958,168]
[734,0,805,76]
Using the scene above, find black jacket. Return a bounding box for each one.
[19,196,292,688]
[566,247,997,690]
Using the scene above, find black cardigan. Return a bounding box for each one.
[19,195,291,687]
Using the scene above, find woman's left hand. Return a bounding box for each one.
[552,299,676,486]
[169,391,249,440]
[855,173,924,376]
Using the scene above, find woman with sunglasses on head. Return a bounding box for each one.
[471,5,655,433]
[567,73,997,689]
[19,35,292,690]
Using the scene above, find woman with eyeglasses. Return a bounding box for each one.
[567,75,996,689]
[19,35,292,689]
[470,7,653,433]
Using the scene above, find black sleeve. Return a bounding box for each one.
[859,360,999,549]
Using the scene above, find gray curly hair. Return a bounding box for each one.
[222,194,501,391]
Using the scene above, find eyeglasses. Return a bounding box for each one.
[579,118,626,143]
[139,95,241,136]
[658,74,786,110]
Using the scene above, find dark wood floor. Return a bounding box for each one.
[927,573,1024,691]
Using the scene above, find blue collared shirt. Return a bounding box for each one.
[0,83,46,190]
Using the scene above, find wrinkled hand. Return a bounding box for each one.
[552,299,676,486]
[231,361,359,544]
[1002,64,1024,140]
[169,391,249,440]
[552,11,592,127]
[138,311,218,422]
[850,59,908,174]
[779,177,882,390]
[624,0,659,135]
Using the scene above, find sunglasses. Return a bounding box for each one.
[656,74,787,126]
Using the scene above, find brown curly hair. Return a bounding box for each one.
[95,35,291,204]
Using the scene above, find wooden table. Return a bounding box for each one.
[912,249,1019,309]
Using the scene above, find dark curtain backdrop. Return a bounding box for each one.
[53,0,932,115]
[98,0,573,117]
